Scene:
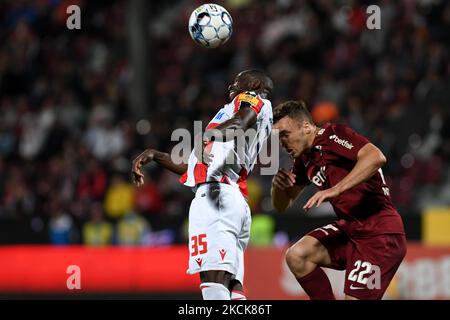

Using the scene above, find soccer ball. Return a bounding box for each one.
[188,3,233,48]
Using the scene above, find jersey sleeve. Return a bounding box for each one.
[292,158,310,186]
[233,92,265,114]
[326,124,370,161]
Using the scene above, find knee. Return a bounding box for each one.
[285,243,311,270]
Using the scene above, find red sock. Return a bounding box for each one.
[296,267,335,300]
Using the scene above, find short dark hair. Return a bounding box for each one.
[273,100,313,124]
[239,69,273,99]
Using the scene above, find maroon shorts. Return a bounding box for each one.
[307,223,407,300]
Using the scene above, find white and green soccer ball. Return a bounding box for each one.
[188,3,233,48]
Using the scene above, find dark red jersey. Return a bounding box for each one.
[292,123,405,237]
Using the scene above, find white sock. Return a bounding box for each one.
[200,282,231,300]
[231,290,247,300]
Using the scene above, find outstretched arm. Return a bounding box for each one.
[132,149,187,186]
[204,107,257,142]
[303,143,386,210]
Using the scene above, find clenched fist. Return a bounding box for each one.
[272,168,297,190]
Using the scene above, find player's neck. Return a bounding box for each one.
[310,126,320,144]
[313,126,320,136]
[304,126,319,153]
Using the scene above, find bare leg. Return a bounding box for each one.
[200,270,232,286]
[285,235,335,300]
[199,270,233,300]
[285,235,332,278]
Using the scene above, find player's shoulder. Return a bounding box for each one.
[231,91,271,114]
[233,91,269,104]
[318,123,356,139]
[314,122,333,142]
[317,122,370,153]
[313,123,353,148]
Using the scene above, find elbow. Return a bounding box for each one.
[272,203,284,213]
[271,199,289,213]
[377,152,387,168]
[271,185,295,213]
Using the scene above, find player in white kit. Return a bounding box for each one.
[132,70,273,300]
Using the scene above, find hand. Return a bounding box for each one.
[194,135,214,166]
[303,187,341,211]
[272,168,296,190]
[132,149,155,187]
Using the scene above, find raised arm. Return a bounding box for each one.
[195,107,257,164]
[132,149,187,187]
[303,142,386,210]
[204,107,257,141]
[332,142,386,194]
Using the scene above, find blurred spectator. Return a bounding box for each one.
[247,177,263,212]
[78,159,108,201]
[133,180,163,215]
[250,213,275,247]
[116,211,150,245]
[142,229,176,246]
[48,211,77,245]
[311,101,339,126]
[104,174,134,219]
[82,203,113,246]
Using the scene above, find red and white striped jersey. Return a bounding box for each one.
[180,91,273,198]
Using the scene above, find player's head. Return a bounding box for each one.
[273,100,317,158]
[228,70,273,100]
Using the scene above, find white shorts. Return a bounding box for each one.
[186,182,251,285]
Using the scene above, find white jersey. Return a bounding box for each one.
[180,91,273,198]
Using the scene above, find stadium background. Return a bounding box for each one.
[0,0,449,299]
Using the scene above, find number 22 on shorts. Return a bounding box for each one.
[191,234,208,256]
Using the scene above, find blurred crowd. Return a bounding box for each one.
[0,0,449,246]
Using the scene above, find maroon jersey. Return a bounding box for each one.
[293,123,405,237]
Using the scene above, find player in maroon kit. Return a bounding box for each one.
[271,100,406,300]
